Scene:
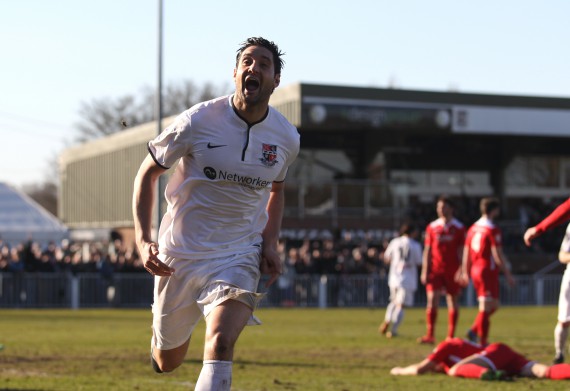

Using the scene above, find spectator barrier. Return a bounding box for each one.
[0,273,563,309]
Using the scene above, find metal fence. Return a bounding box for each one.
[0,273,563,309]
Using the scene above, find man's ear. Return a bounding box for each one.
[274,73,281,89]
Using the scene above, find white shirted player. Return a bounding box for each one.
[554,222,570,364]
[149,94,298,260]
[133,37,299,391]
[379,223,423,338]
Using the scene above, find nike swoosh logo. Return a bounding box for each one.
[207,142,227,149]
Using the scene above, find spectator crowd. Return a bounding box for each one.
[0,238,146,276]
[1,196,566,279]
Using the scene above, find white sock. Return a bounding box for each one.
[555,323,569,356]
[391,306,404,334]
[385,302,395,323]
[194,360,232,391]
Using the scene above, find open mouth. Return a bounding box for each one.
[245,77,260,92]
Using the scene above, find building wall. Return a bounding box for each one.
[59,117,174,230]
[58,83,570,236]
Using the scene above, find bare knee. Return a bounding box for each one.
[154,351,184,373]
[153,340,190,373]
[205,331,236,360]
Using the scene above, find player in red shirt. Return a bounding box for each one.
[524,197,570,364]
[449,342,570,380]
[391,337,570,381]
[390,337,483,376]
[459,197,515,346]
[419,195,466,344]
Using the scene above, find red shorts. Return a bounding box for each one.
[471,267,499,300]
[426,269,461,296]
[479,343,531,376]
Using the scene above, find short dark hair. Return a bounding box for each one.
[437,195,455,209]
[399,223,418,236]
[236,37,285,75]
[480,197,500,215]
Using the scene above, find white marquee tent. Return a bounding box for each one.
[0,182,68,246]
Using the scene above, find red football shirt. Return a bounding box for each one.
[427,338,483,372]
[424,218,466,274]
[465,217,502,271]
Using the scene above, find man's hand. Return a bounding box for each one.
[523,226,539,247]
[455,268,469,287]
[420,270,427,286]
[390,367,405,375]
[139,242,174,276]
[506,273,516,288]
[260,245,282,288]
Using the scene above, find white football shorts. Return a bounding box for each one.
[558,267,570,323]
[151,250,263,350]
[389,286,415,307]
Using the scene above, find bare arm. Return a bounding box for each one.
[390,358,438,376]
[132,154,174,276]
[420,246,430,285]
[457,245,471,286]
[261,181,286,287]
[491,246,515,286]
[524,198,570,246]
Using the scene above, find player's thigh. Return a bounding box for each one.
[442,272,461,298]
[473,270,498,302]
[426,274,443,304]
[152,257,205,350]
[152,296,203,351]
[204,299,253,353]
[558,271,570,322]
[391,287,415,307]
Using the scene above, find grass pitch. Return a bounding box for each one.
[0,306,566,390]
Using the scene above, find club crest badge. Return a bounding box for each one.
[260,143,279,167]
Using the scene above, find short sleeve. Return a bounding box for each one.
[148,113,193,169]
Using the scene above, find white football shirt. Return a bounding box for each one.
[385,235,423,291]
[148,95,300,260]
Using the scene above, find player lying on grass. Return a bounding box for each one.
[448,342,570,380]
[390,338,483,376]
[391,337,570,380]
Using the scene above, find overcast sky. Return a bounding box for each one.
[1,0,569,188]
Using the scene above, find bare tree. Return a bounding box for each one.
[74,79,229,142]
[23,182,58,216]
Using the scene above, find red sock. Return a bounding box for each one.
[453,363,488,378]
[470,312,482,336]
[447,309,459,338]
[427,308,437,338]
[479,311,491,345]
[547,364,570,379]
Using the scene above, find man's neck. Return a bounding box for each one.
[232,96,269,124]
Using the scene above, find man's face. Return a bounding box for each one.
[233,45,280,107]
[436,200,452,219]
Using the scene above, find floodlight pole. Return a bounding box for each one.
[155,0,164,240]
